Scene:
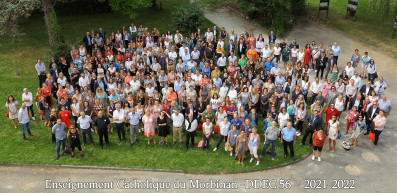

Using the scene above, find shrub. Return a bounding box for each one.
[170,2,205,35]
[238,0,305,36]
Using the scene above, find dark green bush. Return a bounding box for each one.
[170,2,205,35]
[238,0,305,36]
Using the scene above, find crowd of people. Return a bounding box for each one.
[6,23,392,164]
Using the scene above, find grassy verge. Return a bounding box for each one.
[0,0,310,173]
[307,0,397,58]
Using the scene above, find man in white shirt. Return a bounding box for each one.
[205,28,214,43]
[217,53,227,71]
[270,62,281,75]
[312,47,321,70]
[261,44,272,60]
[22,88,35,120]
[184,113,198,152]
[350,72,361,89]
[374,77,387,96]
[151,61,161,73]
[171,109,184,146]
[179,43,190,57]
[77,112,93,145]
[228,52,237,64]
[18,103,33,141]
[130,76,141,96]
[344,80,357,110]
[174,30,183,43]
[168,47,178,62]
[185,77,195,89]
[113,104,126,143]
[310,77,323,105]
[78,72,89,88]
[191,47,200,63]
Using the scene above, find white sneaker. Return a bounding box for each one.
[250,158,254,163]
[312,155,315,160]
[256,161,260,166]
[32,117,35,120]
[318,157,321,162]
[230,152,233,156]
[213,147,217,151]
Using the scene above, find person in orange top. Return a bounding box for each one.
[247,45,258,61]
[59,106,72,130]
[56,85,68,102]
[41,82,53,107]
[166,87,178,102]
[311,130,326,162]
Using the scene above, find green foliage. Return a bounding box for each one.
[0,0,40,41]
[170,2,205,35]
[47,9,70,62]
[99,0,152,19]
[237,0,305,36]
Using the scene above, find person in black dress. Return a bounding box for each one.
[157,111,170,146]
[67,125,84,158]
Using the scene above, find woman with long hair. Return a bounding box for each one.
[350,115,366,148]
[327,114,339,152]
[6,95,19,128]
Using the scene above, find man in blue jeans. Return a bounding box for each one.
[260,121,279,160]
[18,103,34,141]
[52,119,67,161]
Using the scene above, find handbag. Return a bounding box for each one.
[197,140,204,148]
[39,109,45,115]
[5,112,9,117]
[368,130,375,142]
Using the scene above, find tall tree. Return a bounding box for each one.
[0,0,41,41]
[0,0,66,48]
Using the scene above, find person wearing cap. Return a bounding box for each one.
[171,108,184,146]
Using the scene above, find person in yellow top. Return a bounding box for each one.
[247,45,258,61]
[215,45,225,61]
[211,66,222,79]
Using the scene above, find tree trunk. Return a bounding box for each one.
[41,0,56,48]
[152,0,157,8]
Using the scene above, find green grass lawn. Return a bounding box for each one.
[307,0,397,57]
[0,0,311,173]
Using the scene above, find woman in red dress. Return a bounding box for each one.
[41,83,53,107]
[59,106,72,130]
[303,44,312,68]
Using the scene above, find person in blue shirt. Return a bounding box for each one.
[275,73,285,87]
[176,59,186,73]
[281,121,296,160]
[264,58,274,72]
[230,113,243,131]
[108,90,120,104]
[173,76,184,93]
[202,63,211,78]
[127,107,141,147]
[212,74,222,90]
